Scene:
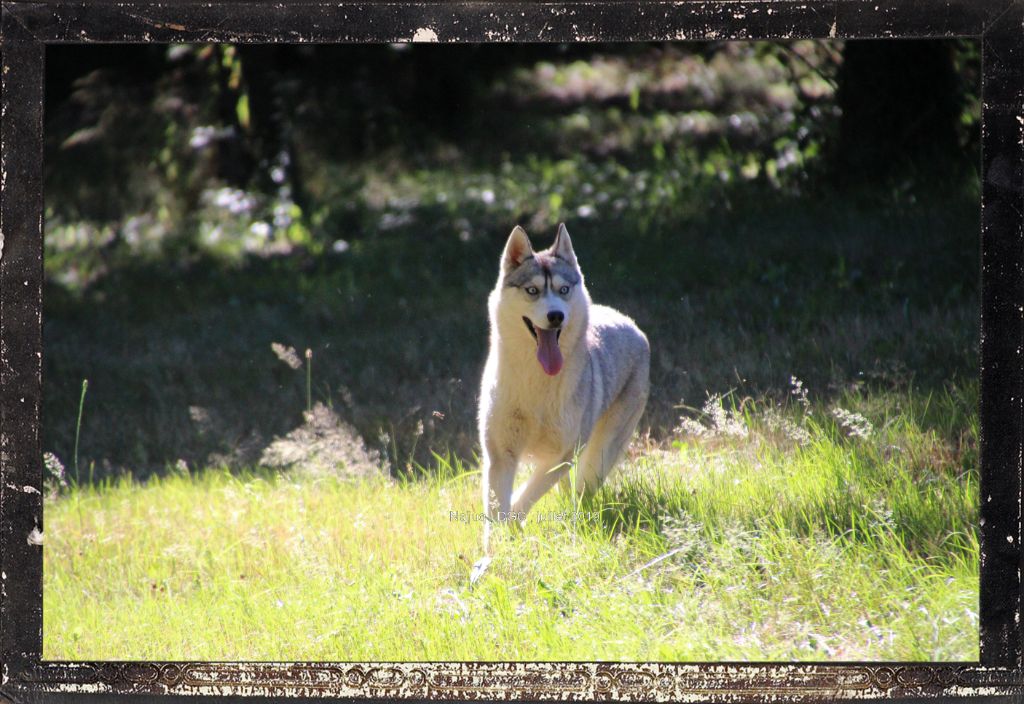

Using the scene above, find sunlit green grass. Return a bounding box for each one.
[44,386,978,661]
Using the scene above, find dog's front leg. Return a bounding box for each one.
[481,447,517,553]
[482,455,516,516]
[511,453,573,516]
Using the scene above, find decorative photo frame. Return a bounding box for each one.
[1,0,1022,700]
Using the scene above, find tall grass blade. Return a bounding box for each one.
[305,348,313,415]
[73,378,89,485]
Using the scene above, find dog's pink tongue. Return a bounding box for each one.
[536,328,563,376]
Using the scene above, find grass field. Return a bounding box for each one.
[42,42,980,661]
[45,381,978,661]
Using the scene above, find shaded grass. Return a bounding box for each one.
[42,41,980,479]
[45,386,977,661]
[41,188,980,479]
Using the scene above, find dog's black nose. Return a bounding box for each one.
[547,311,565,327]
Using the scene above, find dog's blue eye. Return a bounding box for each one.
[525,286,539,295]
[559,285,570,295]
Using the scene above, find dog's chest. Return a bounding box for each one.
[499,405,563,457]
[501,384,581,455]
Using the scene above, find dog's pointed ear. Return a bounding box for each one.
[502,226,533,272]
[553,223,578,266]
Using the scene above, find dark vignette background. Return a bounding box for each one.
[0,0,1016,689]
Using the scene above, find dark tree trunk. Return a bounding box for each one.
[834,40,961,188]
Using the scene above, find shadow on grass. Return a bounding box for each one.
[43,183,980,482]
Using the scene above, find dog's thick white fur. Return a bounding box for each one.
[478,223,650,549]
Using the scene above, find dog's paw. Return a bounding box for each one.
[469,555,492,585]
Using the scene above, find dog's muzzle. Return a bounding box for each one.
[523,316,562,341]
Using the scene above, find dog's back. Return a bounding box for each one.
[584,304,650,405]
[570,304,649,489]
[569,304,650,447]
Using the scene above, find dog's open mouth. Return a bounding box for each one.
[523,317,563,376]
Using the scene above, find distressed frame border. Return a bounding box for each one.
[1,0,1022,700]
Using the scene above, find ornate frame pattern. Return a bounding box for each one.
[2,0,1022,700]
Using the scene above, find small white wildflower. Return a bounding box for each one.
[202,224,223,245]
[675,394,750,439]
[790,376,810,410]
[832,407,873,439]
[763,407,811,446]
[43,452,65,478]
[674,417,706,437]
[249,221,271,239]
[188,125,217,149]
[703,395,748,438]
[379,211,414,231]
[867,497,894,529]
[776,142,801,170]
[189,406,211,425]
[273,202,293,229]
[42,452,67,493]
[271,342,302,370]
[211,187,257,215]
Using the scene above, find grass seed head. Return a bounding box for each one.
[832,407,874,440]
[271,342,302,370]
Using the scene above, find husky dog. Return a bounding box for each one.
[478,223,650,549]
